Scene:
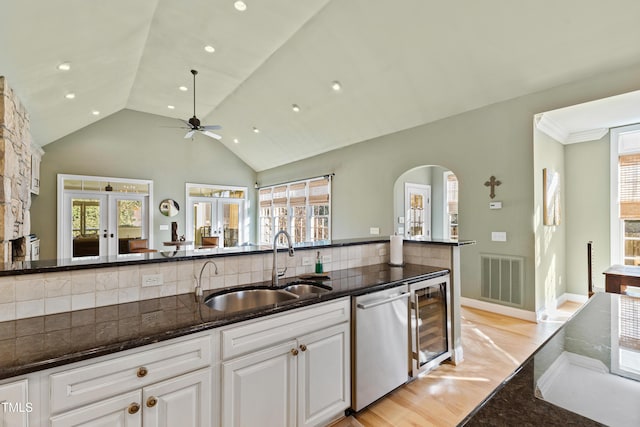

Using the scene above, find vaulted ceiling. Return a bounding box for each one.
[2,0,640,171]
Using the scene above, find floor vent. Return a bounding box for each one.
[480,254,524,306]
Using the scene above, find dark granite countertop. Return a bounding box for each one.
[0,237,474,277]
[461,292,639,426]
[0,263,447,380]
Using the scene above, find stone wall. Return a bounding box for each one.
[0,76,33,262]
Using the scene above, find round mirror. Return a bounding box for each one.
[159,199,180,217]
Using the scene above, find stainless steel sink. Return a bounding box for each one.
[282,281,332,296]
[203,288,299,313]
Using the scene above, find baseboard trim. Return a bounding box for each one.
[562,292,589,304]
[460,297,537,322]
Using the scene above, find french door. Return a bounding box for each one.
[405,183,431,240]
[62,192,149,259]
[188,198,244,248]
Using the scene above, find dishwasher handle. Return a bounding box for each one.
[356,292,409,310]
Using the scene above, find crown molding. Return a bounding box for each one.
[536,113,608,144]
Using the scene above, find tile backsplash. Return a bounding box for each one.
[0,242,400,322]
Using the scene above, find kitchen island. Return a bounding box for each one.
[461,291,639,426]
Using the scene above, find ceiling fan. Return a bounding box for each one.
[180,69,222,140]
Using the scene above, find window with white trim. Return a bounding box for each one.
[258,176,331,245]
[611,124,640,265]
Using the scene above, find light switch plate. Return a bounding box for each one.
[491,232,507,242]
[159,224,169,231]
[369,227,380,235]
[489,201,502,209]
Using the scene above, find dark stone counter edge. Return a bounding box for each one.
[0,237,475,277]
[457,297,599,426]
[0,267,449,380]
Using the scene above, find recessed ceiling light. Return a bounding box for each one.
[167,105,175,110]
[234,1,247,11]
[233,138,239,144]
[179,86,188,91]
[252,127,260,133]
[57,62,71,71]
[204,45,216,53]
[91,110,100,116]
[292,104,301,112]
[331,81,342,91]
[65,93,75,99]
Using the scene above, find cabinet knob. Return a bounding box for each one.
[291,348,299,356]
[128,402,140,414]
[137,367,148,378]
[146,396,158,408]
[299,344,307,352]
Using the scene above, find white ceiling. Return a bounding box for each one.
[2,0,640,171]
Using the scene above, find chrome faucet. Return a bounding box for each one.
[272,230,294,287]
[195,260,219,301]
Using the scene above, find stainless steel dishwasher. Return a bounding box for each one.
[352,284,410,411]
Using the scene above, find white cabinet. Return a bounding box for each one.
[30,143,43,195]
[48,334,213,427]
[220,298,351,427]
[0,379,29,427]
[50,368,211,427]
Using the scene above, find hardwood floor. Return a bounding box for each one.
[333,302,582,427]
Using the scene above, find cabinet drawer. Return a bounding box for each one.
[221,298,349,360]
[49,335,211,414]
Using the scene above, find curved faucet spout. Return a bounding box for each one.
[195,260,219,301]
[272,230,294,287]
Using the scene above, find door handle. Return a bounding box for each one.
[356,292,409,310]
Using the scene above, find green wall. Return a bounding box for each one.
[32,109,257,259]
[257,63,640,312]
[533,127,566,312]
[565,135,610,294]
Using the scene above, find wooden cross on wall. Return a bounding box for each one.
[484,176,501,199]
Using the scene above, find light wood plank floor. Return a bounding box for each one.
[333,302,582,427]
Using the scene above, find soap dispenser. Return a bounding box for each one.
[315,251,323,274]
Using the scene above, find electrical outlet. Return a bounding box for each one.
[142,310,162,323]
[142,273,164,287]
[159,224,169,231]
[322,255,331,263]
[302,257,313,266]
[369,227,380,235]
[491,232,507,242]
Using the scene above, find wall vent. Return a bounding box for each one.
[480,254,524,306]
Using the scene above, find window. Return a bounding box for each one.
[258,176,331,245]
[611,124,640,265]
[445,172,459,240]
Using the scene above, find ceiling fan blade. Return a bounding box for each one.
[202,130,222,140]
[202,125,222,130]
[184,130,195,139]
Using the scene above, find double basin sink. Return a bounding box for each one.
[203,281,332,314]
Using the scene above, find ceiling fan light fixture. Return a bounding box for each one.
[234,1,247,11]
[57,62,71,71]
[204,45,216,53]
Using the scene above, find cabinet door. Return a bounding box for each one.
[50,390,142,427]
[0,379,29,427]
[143,368,211,427]
[222,340,297,427]
[297,323,350,427]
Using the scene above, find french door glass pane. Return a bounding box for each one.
[72,198,101,257]
[117,199,143,254]
[193,202,213,247]
[409,193,424,237]
[222,202,240,247]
